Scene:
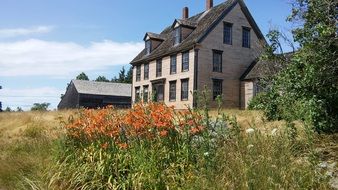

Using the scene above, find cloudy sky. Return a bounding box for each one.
[0,0,293,110]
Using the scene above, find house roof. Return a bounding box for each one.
[241,53,294,80]
[130,0,265,65]
[72,80,131,97]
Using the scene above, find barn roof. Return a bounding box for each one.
[131,0,265,65]
[72,80,131,97]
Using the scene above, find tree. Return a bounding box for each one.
[4,107,12,112]
[111,66,132,84]
[253,0,337,133]
[31,103,50,111]
[125,66,133,84]
[16,107,23,112]
[118,66,126,83]
[76,72,89,80]
[95,76,110,82]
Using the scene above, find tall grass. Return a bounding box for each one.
[48,103,329,189]
[0,111,68,190]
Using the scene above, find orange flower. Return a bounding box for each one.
[101,142,109,149]
[118,143,128,149]
[159,130,168,137]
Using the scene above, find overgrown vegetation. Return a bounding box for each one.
[46,103,329,189]
[249,0,337,133]
[1,106,335,189]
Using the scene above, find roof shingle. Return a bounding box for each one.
[72,80,131,97]
[131,0,237,65]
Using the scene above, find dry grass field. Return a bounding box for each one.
[0,109,336,189]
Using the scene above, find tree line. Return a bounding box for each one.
[76,66,132,84]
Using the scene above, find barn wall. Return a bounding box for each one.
[58,83,79,110]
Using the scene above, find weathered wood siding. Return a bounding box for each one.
[58,83,79,109]
[132,49,195,109]
[197,3,263,108]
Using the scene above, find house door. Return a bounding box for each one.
[152,83,164,102]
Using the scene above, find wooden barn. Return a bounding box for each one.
[58,80,132,109]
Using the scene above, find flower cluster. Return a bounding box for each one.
[65,103,206,149]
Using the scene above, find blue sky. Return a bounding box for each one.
[0,0,293,110]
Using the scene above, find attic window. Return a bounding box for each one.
[173,27,181,45]
[145,40,151,55]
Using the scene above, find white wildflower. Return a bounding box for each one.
[271,128,278,136]
[204,152,209,156]
[246,128,255,134]
[247,144,254,149]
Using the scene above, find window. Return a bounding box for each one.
[145,40,151,54]
[144,63,149,80]
[212,79,223,100]
[169,81,176,101]
[143,85,149,103]
[135,87,141,102]
[136,65,141,81]
[156,59,162,77]
[242,27,251,48]
[223,22,233,45]
[170,55,177,74]
[173,27,181,45]
[182,52,189,72]
[181,79,189,101]
[213,50,223,72]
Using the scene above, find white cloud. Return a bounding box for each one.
[0,26,54,38]
[0,39,144,77]
[0,87,63,111]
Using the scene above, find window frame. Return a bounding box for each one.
[242,27,251,48]
[136,65,141,82]
[223,22,233,45]
[143,85,149,103]
[145,40,152,55]
[181,51,189,72]
[156,59,162,77]
[181,78,189,101]
[144,63,149,80]
[212,49,223,73]
[170,55,177,74]
[135,86,141,103]
[212,79,223,100]
[169,80,177,102]
[173,27,181,45]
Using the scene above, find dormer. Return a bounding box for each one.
[172,7,197,46]
[143,32,165,55]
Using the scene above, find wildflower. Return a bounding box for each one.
[271,128,278,136]
[204,152,209,156]
[246,128,255,134]
[118,143,128,149]
[159,130,168,137]
[247,144,254,149]
[190,126,204,135]
[101,142,109,149]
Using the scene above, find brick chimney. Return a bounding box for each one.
[182,7,189,19]
[206,0,213,10]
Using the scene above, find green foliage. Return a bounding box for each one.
[255,0,337,133]
[31,103,50,111]
[76,72,89,80]
[4,107,12,112]
[111,66,132,84]
[95,75,110,82]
